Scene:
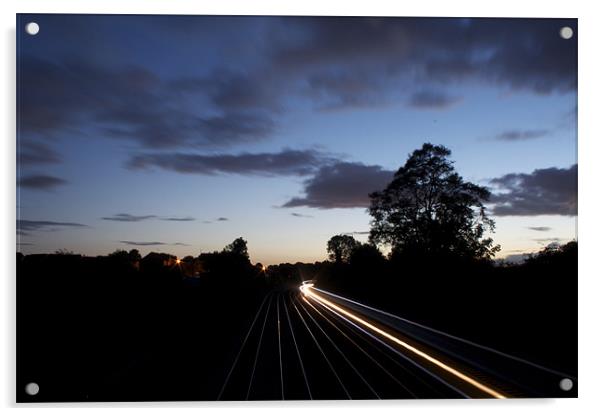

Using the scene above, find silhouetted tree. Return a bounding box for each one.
[369,143,500,260]
[349,243,385,266]
[55,248,76,255]
[108,249,127,257]
[327,235,360,263]
[525,240,577,266]
[128,249,141,262]
[223,237,249,259]
[108,249,141,264]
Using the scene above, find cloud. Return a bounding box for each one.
[273,17,576,95]
[128,148,338,177]
[19,55,278,152]
[19,17,576,163]
[291,212,313,218]
[283,162,394,209]
[202,217,229,224]
[343,231,370,236]
[527,226,552,232]
[102,213,157,222]
[17,219,87,236]
[103,214,195,222]
[120,240,190,246]
[160,216,196,222]
[305,70,391,110]
[199,113,276,143]
[18,174,67,190]
[120,241,166,246]
[490,164,577,216]
[172,69,283,113]
[18,141,61,166]
[408,90,462,109]
[17,16,576,183]
[494,129,550,141]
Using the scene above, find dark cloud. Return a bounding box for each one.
[18,174,67,190]
[527,226,552,232]
[408,90,462,109]
[201,217,229,224]
[19,17,576,141]
[120,240,190,246]
[305,70,390,110]
[128,148,337,177]
[283,162,394,209]
[102,214,157,222]
[120,241,165,246]
[18,16,575,176]
[20,55,277,151]
[273,17,577,95]
[199,113,276,143]
[490,164,577,216]
[189,69,283,113]
[18,141,61,166]
[17,219,87,236]
[343,231,370,236]
[160,216,196,222]
[495,129,550,141]
[291,213,313,218]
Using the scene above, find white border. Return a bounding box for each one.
[2,1,601,415]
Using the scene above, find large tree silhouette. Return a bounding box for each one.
[223,237,249,259]
[369,143,500,259]
[327,235,360,263]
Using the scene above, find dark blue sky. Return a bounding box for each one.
[17,15,577,264]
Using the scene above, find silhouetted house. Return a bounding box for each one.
[140,252,177,273]
[180,257,205,278]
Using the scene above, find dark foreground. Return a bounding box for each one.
[17,245,577,401]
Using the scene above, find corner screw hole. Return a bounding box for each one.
[25,382,39,396]
[25,22,40,36]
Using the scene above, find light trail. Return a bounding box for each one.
[292,299,351,399]
[298,298,381,399]
[246,294,272,400]
[282,295,313,399]
[313,286,573,380]
[309,298,442,396]
[301,283,507,399]
[312,293,468,398]
[303,297,417,398]
[217,293,271,400]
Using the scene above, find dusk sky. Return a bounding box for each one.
[16,14,577,265]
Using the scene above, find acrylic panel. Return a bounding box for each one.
[16,14,577,402]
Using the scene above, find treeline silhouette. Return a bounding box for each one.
[314,239,577,377]
[17,238,577,401]
[17,237,272,401]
